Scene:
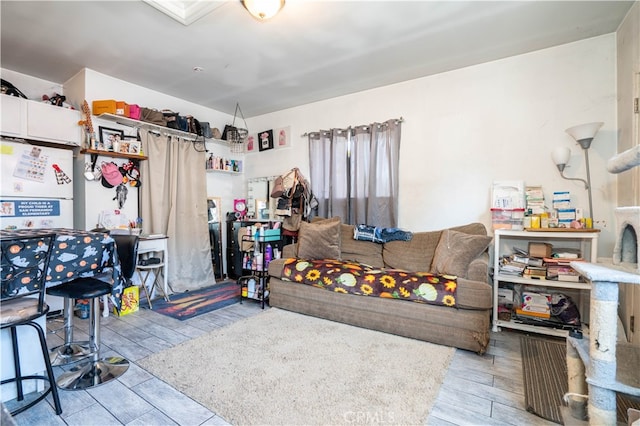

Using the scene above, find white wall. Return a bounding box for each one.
[244,35,619,256]
[1,68,63,101]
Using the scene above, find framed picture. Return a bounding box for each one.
[99,126,124,152]
[128,140,141,155]
[207,197,221,223]
[274,126,291,149]
[245,134,258,153]
[258,129,274,152]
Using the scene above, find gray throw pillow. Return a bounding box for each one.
[430,229,492,278]
[297,217,341,260]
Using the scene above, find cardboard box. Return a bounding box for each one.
[529,242,552,258]
[115,101,130,117]
[92,99,117,115]
[114,286,139,316]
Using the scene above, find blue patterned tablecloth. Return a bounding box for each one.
[0,228,126,312]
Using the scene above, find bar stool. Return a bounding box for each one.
[48,235,139,390]
[136,253,169,308]
[1,233,62,416]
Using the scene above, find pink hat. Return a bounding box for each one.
[101,162,123,188]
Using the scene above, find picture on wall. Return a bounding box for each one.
[274,126,291,149]
[98,126,124,152]
[128,141,141,155]
[258,129,274,152]
[245,134,257,153]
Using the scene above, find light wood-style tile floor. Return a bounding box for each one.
[5,302,554,426]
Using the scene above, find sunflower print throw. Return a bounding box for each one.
[280,258,457,308]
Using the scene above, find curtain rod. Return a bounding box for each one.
[301,116,404,137]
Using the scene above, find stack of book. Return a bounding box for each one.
[498,255,527,276]
[523,265,547,279]
[546,265,581,282]
[544,255,584,282]
[517,291,551,319]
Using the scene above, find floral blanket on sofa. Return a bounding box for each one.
[280,258,458,307]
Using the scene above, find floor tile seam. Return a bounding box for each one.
[440,377,524,410]
[128,383,217,426]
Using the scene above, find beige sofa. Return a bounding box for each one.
[267,218,494,354]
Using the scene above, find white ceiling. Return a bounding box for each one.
[0,1,634,117]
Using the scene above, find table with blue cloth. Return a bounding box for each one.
[0,228,127,312]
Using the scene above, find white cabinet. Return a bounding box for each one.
[0,94,25,136]
[0,94,81,146]
[26,101,81,145]
[492,229,599,337]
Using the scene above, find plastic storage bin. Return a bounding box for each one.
[491,208,525,230]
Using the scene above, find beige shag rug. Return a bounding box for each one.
[138,308,454,425]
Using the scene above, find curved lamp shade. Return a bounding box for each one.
[552,147,571,169]
[242,0,285,20]
[565,122,603,149]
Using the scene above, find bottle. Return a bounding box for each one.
[264,243,272,267]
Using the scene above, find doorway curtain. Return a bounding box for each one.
[308,119,401,227]
[139,129,215,292]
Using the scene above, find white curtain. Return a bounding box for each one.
[139,129,215,292]
[308,119,401,227]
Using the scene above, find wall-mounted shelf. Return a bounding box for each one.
[97,113,231,147]
[81,148,148,161]
[206,155,242,174]
[97,113,199,140]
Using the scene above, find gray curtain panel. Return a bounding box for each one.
[308,119,401,227]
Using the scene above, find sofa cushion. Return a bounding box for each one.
[340,224,384,268]
[430,229,492,278]
[297,217,341,260]
[383,230,441,271]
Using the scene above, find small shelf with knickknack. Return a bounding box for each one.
[80,148,148,161]
[205,155,242,174]
[492,228,600,337]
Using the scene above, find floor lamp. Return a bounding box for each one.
[551,122,603,221]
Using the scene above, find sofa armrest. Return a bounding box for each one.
[282,243,297,258]
[467,252,489,283]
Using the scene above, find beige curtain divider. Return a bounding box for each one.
[139,129,215,293]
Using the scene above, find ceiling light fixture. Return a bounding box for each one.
[242,0,285,21]
[551,122,603,221]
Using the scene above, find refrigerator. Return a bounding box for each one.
[0,139,74,399]
[1,138,74,230]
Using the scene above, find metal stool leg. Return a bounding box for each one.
[49,297,93,366]
[55,297,129,390]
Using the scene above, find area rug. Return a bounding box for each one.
[138,308,454,425]
[521,335,640,424]
[141,280,240,320]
